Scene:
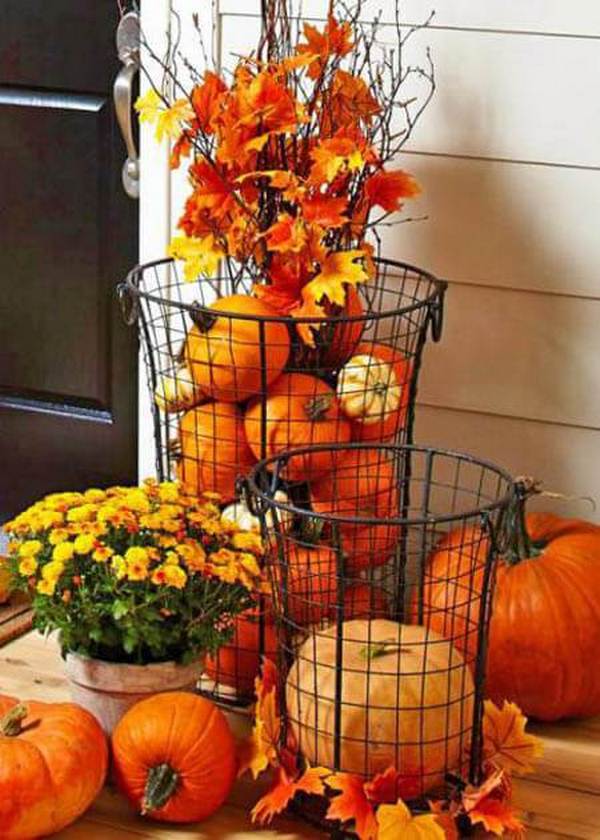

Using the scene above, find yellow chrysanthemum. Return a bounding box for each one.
[232,532,263,554]
[162,564,187,589]
[49,528,70,546]
[74,533,96,555]
[165,551,180,566]
[66,504,97,524]
[92,545,114,563]
[19,557,38,577]
[238,552,262,578]
[97,504,119,523]
[175,542,206,572]
[19,540,43,559]
[211,547,237,566]
[159,535,178,549]
[126,561,149,582]
[42,560,65,583]
[201,518,226,536]
[84,489,106,502]
[37,578,57,596]
[39,510,64,529]
[111,555,127,580]
[123,490,151,514]
[140,513,162,530]
[158,482,180,503]
[52,542,75,563]
[125,546,149,565]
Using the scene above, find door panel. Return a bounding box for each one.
[0,1,138,520]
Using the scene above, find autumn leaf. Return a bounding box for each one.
[377,800,446,840]
[188,159,235,220]
[463,771,524,837]
[238,658,282,779]
[290,290,328,347]
[264,214,307,253]
[191,71,227,133]
[326,70,381,130]
[365,168,421,212]
[170,133,192,170]
[364,765,423,804]
[256,656,278,699]
[429,801,459,840]
[326,773,378,840]
[254,255,304,314]
[251,765,330,825]
[135,89,194,143]
[297,15,354,79]
[303,250,369,308]
[168,234,224,281]
[301,195,347,228]
[483,700,544,775]
[309,136,365,184]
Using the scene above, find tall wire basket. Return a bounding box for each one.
[246,443,514,829]
[119,258,446,705]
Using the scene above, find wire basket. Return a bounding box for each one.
[246,443,514,825]
[119,258,446,705]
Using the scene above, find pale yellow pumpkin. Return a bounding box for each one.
[337,354,401,425]
[286,620,473,793]
[154,363,203,413]
[221,491,292,533]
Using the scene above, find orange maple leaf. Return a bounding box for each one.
[377,800,447,840]
[301,195,347,227]
[290,290,328,347]
[238,659,281,779]
[170,132,193,170]
[429,800,460,840]
[365,168,421,212]
[256,656,278,698]
[191,71,227,133]
[326,773,378,840]
[236,70,304,136]
[254,255,305,314]
[327,70,381,128]
[264,214,307,253]
[309,135,365,184]
[364,765,423,804]
[483,700,543,776]
[251,765,330,825]
[302,249,369,308]
[297,15,354,79]
[188,159,235,220]
[463,770,524,837]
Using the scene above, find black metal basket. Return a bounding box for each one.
[246,443,514,827]
[119,257,446,705]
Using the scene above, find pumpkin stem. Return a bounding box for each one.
[141,763,180,815]
[304,393,333,421]
[504,479,539,566]
[359,639,412,660]
[0,703,28,737]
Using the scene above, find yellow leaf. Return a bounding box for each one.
[237,687,281,779]
[135,89,162,123]
[168,234,224,281]
[377,800,446,840]
[135,90,193,142]
[483,700,544,776]
[303,249,369,308]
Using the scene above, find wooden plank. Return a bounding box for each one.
[219,0,600,37]
[418,284,600,431]
[415,405,600,524]
[514,778,600,839]
[218,14,600,168]
[384,155,600,299]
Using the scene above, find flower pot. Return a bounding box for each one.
[64,652,205,734]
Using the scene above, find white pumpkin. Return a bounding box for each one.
[336,354,401,425]
[221,491,292,533]
[286,619,473,792]
[154,363,202,412]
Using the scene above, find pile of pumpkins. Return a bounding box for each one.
[0,690,239,838]
[155,292,412,695]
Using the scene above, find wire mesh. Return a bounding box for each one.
[119,257,446,704]
[246,443,514,814]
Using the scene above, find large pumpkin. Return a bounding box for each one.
[0,696,108,839]
[178,401,256,501]
[286,620,473,792]
[310,447,400,571]
[204,607,278,695]
[421,510,600,721]
[244,373,351,481]
[112,691,236,823]
[337,341,412,442]
[184,294,290,402]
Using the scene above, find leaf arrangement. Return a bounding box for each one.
[136,0,434,346]
[239,660,543,838]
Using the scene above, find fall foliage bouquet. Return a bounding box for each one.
[3,480,266,665]
[136,0,434,343]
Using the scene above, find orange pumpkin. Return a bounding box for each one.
[244,373,351,481]
[338,341,412,442]
[311,448,400,571]
[286,620,473,788]
[421,510,600,721]
[269,543,340,626]
[204,607,278,695]
[291,286,365,371]
[0,561,11,604]
[185,294,290,402]
[0,696,108,839]
[178,401,256,502]
[112,691,236,823]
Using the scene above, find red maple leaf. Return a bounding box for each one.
[301,195,348,227]
[191,71,227,133]
[251,765,329,825]
[188,158,235,219]
[365,168,421,212]
[364,765,423,804]
[326,773,378,840]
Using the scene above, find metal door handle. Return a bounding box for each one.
[114,11,140,199]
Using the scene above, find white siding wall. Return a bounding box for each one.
[141,1,600,520]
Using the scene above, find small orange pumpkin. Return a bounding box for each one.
[0,696,108,839]
[244,373,352,481]
[204,607,278,695]
[178,401,256,502]
[112,691,236,823]
[185,294,290,402]
[269,543,340,626]
[0,560,12,604]
[311,447,400,571]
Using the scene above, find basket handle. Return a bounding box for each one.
[429,281,447,342]
[117,269,141,325]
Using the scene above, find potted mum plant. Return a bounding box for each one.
[4,479,265,732]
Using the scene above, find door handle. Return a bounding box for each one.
[114,11,140,199]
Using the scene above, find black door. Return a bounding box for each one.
[0,2,138,520]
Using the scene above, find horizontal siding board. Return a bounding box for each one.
[219,0,600,38]
[416,405,600,523]
[418,284,600,429]
[383,155,600,298]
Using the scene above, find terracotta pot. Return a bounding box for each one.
[64,652,205,734]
